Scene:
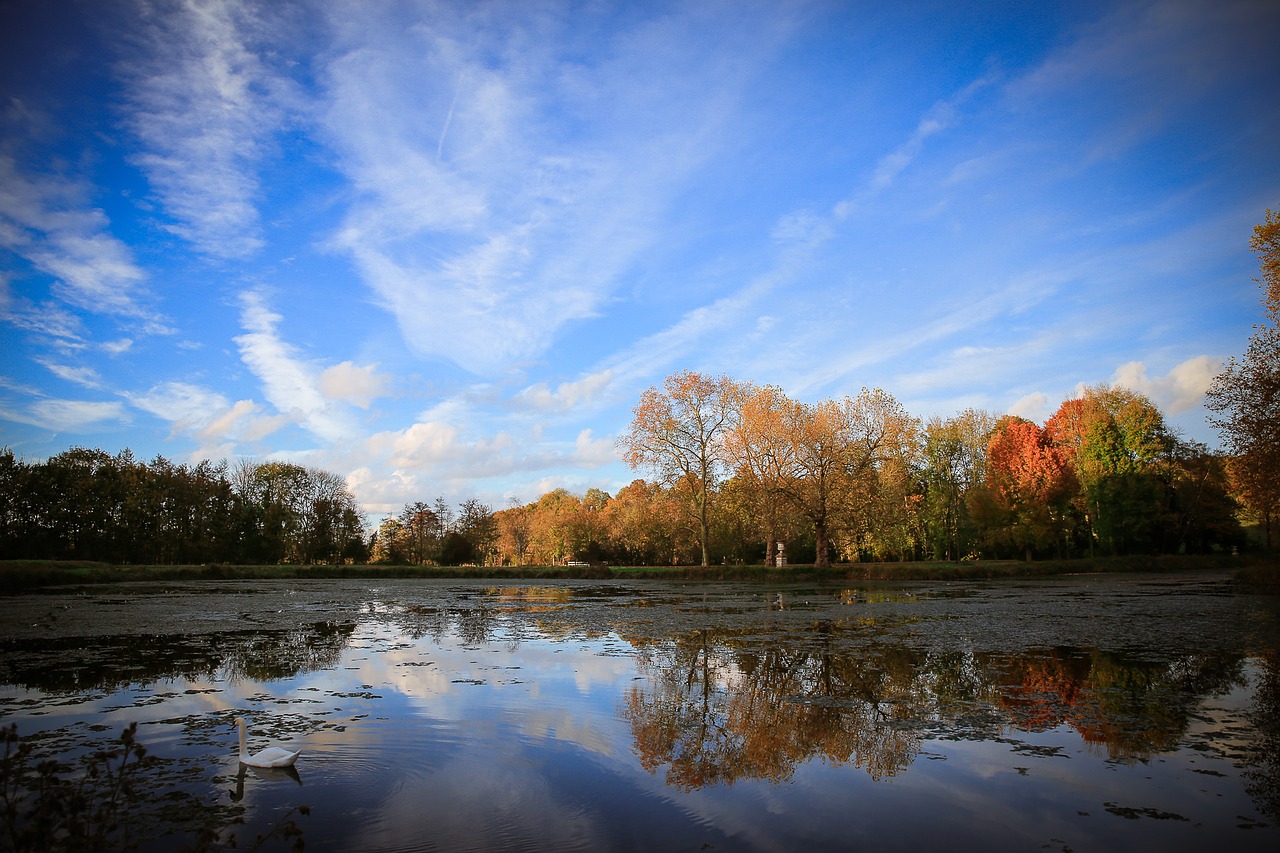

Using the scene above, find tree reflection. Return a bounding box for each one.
[623,626,924,788]
[1246,650,1280,821]
[623,625,1251,789]
[0,621,354,692]
[987,647,1244,760]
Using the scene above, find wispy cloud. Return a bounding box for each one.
[125,381,229,433]
[319,1,785,375]
[118,0,294,258]
[834,74,994,220]
[35,359,103,389]
[233,290,356,442]
[0,156,154,323]
[0,398,128,432]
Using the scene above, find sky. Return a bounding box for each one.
[2,0,1278,519]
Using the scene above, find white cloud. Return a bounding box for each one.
[345,466,423,516]
[382,421,463,470]
[119,0,294,258]
[573,429,617,467]
[0,156,154,321]
[1110,356,1222,414]
[234,291,355,442]
[1007,392,1050,423]
[126,381,229,431]
[320,361,392,409]
[517,370,613,413]
[36,359,102,389]
[202,400,293,447]
[0,398,128,432]
[319,2,781,375]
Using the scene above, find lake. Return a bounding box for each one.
[1,572,1278,851]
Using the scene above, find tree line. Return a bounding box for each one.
[4,210,1273,569]
[0,448,368,565]
[579,206,1277,568]
[0,389,1248,569]
[588,376,1236,567]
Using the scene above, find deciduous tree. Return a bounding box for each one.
[726,384,794,565]
[1206,206,1280,549]
[618,371,744,565]
[983,417,1077,560]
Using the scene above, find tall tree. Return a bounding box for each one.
[919,410,997,561]
[398,502,440,564]
[1205,207,1280,548]
[497,498,533,566]
[981,417,1077,560]
[726,384,793,565]
[775,388,914,567]
[1047,386,1169,555]
[457,498,497,565]
[618,371,744,565]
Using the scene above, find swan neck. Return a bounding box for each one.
[237,719,248,758]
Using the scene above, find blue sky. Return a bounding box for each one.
[2,0,1277,517]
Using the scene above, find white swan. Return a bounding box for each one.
[234,716,302,768]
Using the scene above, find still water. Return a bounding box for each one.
[1,572,1278,851]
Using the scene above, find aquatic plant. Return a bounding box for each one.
[1,721,154,852]
[1,723,308,852]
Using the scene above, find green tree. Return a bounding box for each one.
[1047,386,1170,555]
[919,410,997,560]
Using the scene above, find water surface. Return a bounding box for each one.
[2,573,1277,851]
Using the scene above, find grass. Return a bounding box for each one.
[2,552,1275,593]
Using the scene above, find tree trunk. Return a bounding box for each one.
[815,519,830,567]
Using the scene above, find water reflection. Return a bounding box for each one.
[623,624,1257,789]
[0,577,1277,851]
[1247,649,1280,821]
[0,621,355,692]
[231,762,303,801]
[988,647,1245,759]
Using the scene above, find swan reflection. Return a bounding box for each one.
[231,762,303,802]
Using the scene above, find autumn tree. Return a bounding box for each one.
[980,417,1078,560]
[496,498,533,566]
[603,479,690,565]
[371,516,408,563]
[529,488,583,564]
[1206,206,1280,548]
[618,371,744,565]
[725,384,795,565]
[775,389,915,567]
